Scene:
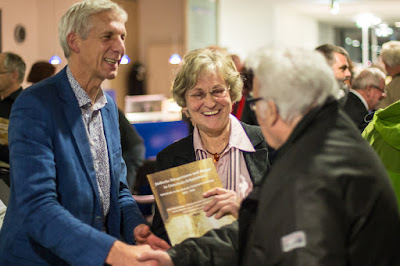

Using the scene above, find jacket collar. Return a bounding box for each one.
[169,121,269,185]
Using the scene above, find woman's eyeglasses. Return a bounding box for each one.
[187,86,230,101]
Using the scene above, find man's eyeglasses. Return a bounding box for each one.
[370,85,386,94]
[188,86,230,101]
[247,97,264,111]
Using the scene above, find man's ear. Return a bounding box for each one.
[10,70,19,82]
[67,32,80,54]
[266,100,279,126]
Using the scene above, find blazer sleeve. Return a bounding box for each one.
[9,91,116,265]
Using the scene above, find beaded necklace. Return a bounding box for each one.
[205,143,229,162]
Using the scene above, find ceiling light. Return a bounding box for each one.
[169,54,182,65]
[49,55,62,65]
[120,54,131,65]
[355,13,381,28]
[375,24,394,37]
[352,40,360,48]
[330,0,339,15]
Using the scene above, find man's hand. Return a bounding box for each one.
[138,249,174,266]
[105,240,157,266]
[203,187,240,219]
[134,224,171,251]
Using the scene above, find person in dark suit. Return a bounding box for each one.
[137,47,400,266]
[0,0,167,265]
[342,67,386,132]
[118,108,145,192]
[134,48,269,245]
[0,52,26,187]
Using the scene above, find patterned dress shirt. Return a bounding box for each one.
[67,66,110,219]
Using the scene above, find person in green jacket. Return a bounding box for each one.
[363,100,400,210]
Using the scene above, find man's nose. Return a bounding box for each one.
[344,68,351,78]
[113,36,126,55]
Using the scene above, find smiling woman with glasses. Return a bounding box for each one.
[147,48,270,245]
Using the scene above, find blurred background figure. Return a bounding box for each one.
[0,52,26,187]
[238,67,258,125]
[376,41,400,109]
[27,61,56,84]
[127,61,147,95]
[232,66,253,121]
[229,54,243,73]
[118,108,145,193]
[341,67,386,132]
[315,43,352,98]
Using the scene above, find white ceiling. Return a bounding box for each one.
[282,0,400,27]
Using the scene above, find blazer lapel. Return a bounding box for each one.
[56,68,98,190]
[172,134,196,165]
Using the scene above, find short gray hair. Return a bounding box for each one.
[172,48,243,107]
[2,52,26,83]
[247,47,338,122]
[59,0,128,58]
[380,41,400,68]
[352,67,386,91]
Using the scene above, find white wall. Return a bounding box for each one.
[218,0,276,60]
[274,5,318,49]
[0,0,79,87]
[218,0,321,61]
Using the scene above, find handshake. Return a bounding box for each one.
[105,224,173,266]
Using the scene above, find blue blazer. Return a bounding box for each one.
[0,67,146,265]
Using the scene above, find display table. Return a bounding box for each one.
[132,120,189,159]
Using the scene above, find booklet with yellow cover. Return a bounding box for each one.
[147,158,236,245]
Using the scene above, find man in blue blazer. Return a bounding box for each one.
[0,0,167,264]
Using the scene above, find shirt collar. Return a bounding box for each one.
[350,89,369,111]
[4,87,22,101]
[193,114,256,153]
[66,66,107,110]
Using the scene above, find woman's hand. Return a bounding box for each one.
[203,187,240,219]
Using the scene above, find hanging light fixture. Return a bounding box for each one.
[169,53,182,65]
[374,23,394,38]
[330,0,339,15]
[49,55,62,65]
[120,54,131,65]
[355,13,381,28]
[49,1,62,66]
